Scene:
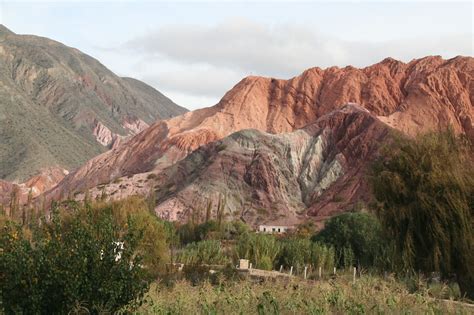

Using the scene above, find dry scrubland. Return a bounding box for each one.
[130,276,472,314]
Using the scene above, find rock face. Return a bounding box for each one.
[0,25,187,181]
[0,180,14,206]
[21,167,69,198]
[0,167,67,206]
[45,56,473,224]
[151,105,390,225]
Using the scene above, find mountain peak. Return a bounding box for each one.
[0,24,14,37]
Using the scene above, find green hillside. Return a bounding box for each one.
[0,25,187,181]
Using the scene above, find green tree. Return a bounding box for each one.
[312,212,385,269]
[107,197,170,276]
[277,238,312,270]
[235,233,280,270]
[371,130,474,299]
[0,197,168,314]
[311,242,336,271]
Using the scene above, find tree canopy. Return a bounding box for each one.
[312,212,386,269]
[371,130,474,299]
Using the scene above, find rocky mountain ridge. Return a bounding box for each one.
[43,55,473,224]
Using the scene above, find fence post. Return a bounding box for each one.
[290,266,293,276]
[333,267,336,275]
[319,266,322,279]
[249,263,253,270]
[279,265,283,273]
[304,266,308,279]
[353,267,356,284]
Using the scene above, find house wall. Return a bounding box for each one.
[258,225,292,234]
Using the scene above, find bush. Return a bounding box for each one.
[177,220,250,245]
[312,212,386,269]
[235,233,280,270]
[177,240,229,266]
[311,242,336,271]
[277,238,312,270]
[0,197,170,314]
[276,238,336,271]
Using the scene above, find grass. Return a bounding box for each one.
[129,274,472,314]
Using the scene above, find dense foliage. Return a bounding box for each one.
[0,198,169,314]
[177,240,229,265]
[276,238,336,271]
[177,219,249,244]
[2,130,472,312]
[371,130,474,299]
[235,232,281,270]
[312,212,387,269]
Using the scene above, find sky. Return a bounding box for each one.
[0,1,472,110]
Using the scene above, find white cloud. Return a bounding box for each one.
[127,18,472,72]
[127,19,345,76]
[137,62,243,98]
[121,19,472,109]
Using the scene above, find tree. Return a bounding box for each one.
[8,186,20,219]
[371,130,474,299]
[277,238,312,270]
[0,206,147,313]
[107,196,171,277]
[0,197,170,313]
[205,199,212,223]
[312,212,386,269]
[216,193,227,227]
[235,233,280,270]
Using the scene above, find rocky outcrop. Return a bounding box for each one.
[93,120,117,147]
[93,118,150,148]
[74,105,390,225]
[0,167,67,206]
[21,167,68,198]
[0,180,15,206]
[0,25,187,181]
[122,117,149,135]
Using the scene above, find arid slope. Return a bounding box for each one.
[0,25,186,181]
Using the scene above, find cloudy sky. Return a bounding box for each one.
[1,1,472,110]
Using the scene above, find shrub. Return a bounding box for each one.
[311,242,336,271]
[0,197,171,313]
[312,212,386,269]
[0,203,150,314]
[146,173,157,180]
[177,220,250,245]
[277,238,312,270]
[177,240,229,266]
[235,233,280,270]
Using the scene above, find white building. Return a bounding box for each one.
[258,225,293,234]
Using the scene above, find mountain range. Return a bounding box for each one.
[0,25,186,182]
[0,26,472,225]
[43,54,473,225]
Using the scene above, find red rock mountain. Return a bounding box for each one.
[149,104,391,225]
[0,167,67,207]
[45,56,473,224]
